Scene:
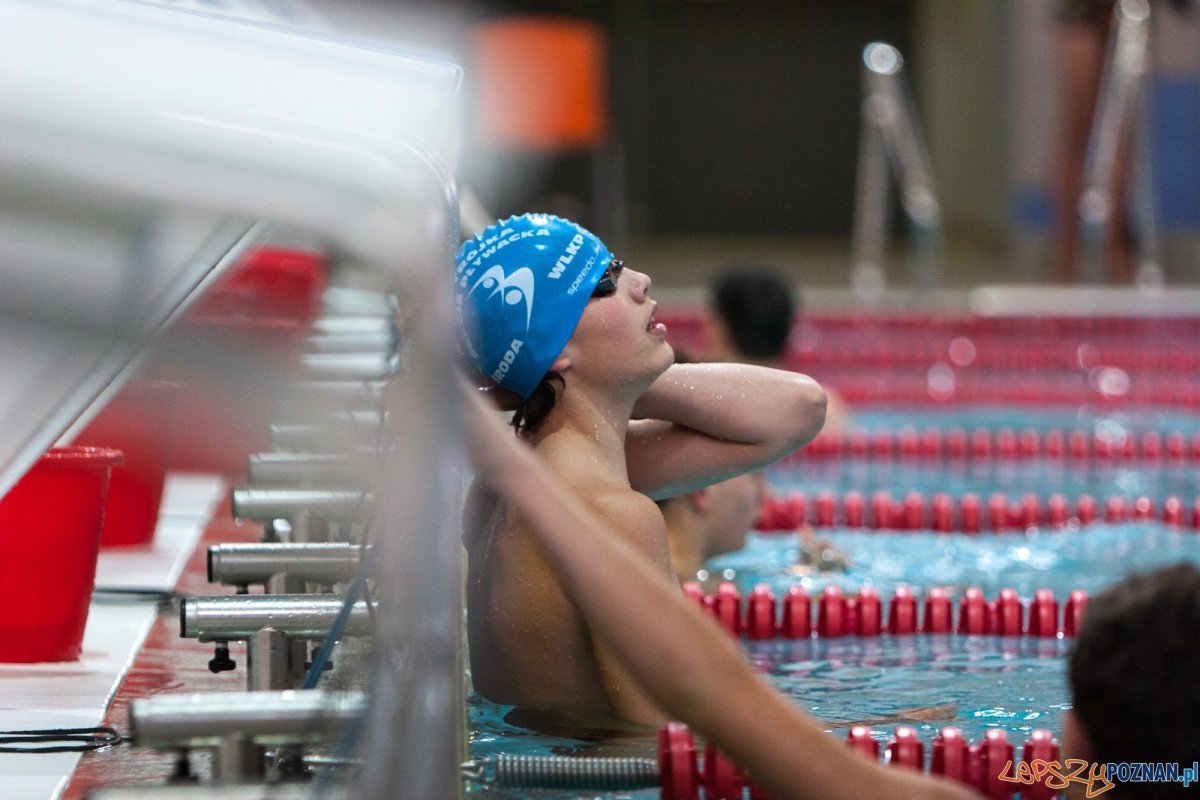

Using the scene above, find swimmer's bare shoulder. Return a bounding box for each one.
[571,482,673,724]
[575,480,673,567]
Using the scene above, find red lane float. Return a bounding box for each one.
[695,582,1086,640]
[1021,728,1061,800]
[1027,589,1059,637]
[817,586,846,638]
[887,586,917,635]
[779,586,811,638]
[755,491,1197,533]
[846,725,879,759]
[930,726,970,783]
[657,720,1060,799]
[783,426,1200,465]
[745,584,776,640]
[886,725,924,772]
[923,587,953,633]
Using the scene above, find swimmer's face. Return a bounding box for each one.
[704,471,766,559]
[561,259,674,391]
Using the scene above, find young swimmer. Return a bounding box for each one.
[455,214,827,724]
[459,379,979,800]
[659,471,765,585]
[707,263,851,432]
[651,348,766,586]
[706,262,797,368]
[705,266,852,570]
[1064,562,1200,799]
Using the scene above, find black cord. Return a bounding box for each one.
[0,726,123,754]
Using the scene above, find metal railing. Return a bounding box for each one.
[850,42,942,305]
[1,1,466,797]
[1079,0,1162,285]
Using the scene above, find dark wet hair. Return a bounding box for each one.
[509,372,564,435]
[1069,563,1200,797]
[465,361,562,437]
[709,263,796,361]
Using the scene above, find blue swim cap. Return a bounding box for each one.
[454,214,612,398]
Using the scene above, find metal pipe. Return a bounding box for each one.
[231,488,372,522]
[264,512,356,546]
[850,43,898,304]
[281,382,388,423]
[129,690,365,749]
[283,512,338,545]
[246,453,360,486]
[265,573,307,595]
[88,786,349,800]
[1080,0,1152,283]
[268,422,385,453]
[356,144,464,800]
[180,594,372,641]
[311,316,394,337]
[850,41,941,301]
[301,352,394,381]
[303,332,395,354]
[212,736,264,783]
[290,380,386,403]
[277,409,385,427]
[1,4,465,794]
[246,627,298,691]
[320,287,395,317]
[208,542,363,586]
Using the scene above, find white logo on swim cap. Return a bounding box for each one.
[468,265,536,333]
[548,233,585,279]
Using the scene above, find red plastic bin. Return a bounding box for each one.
[74,380,179,547]
[0,446,123,662]
[185,246,328,324]
[152,245,327,478]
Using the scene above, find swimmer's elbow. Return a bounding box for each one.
[781,375,827,448]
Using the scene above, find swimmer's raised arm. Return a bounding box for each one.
[625,363,826,498]
[463,386,978,800]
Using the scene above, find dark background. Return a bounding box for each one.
[461,1,913,238]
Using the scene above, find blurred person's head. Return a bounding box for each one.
[1064,562,1200,798]
[707,263,796,366]
[455,213,673,434]
[659,472,766,583]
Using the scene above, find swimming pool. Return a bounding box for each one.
[469,523,1200,768]
[466,369,1200,798]
[711,523,1200,600]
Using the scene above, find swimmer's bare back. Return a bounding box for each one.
[465,364,826,726]
[465,474,671,725]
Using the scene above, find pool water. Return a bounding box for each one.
[777,405,1200,501]
[709,523,1200,600]
[468,635,1072,798]
[833,405,1200,434]
[748,635,1073,743]
[467,408,1200,797]
[770,459,1200,501]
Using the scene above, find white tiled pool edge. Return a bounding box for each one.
[0,474,225,800]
